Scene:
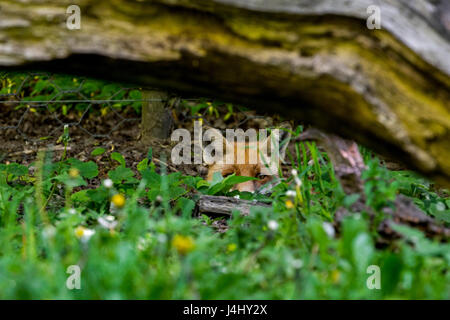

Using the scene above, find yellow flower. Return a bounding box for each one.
[197,114,203,125]
[111,194,126,208]
[285,200,294,209]
[69,168,80,178]
[172,235,195,255]
[331,270,341,283]
[227,243,237,253]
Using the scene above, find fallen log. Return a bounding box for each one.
[1,0,450,185]
[195,195,271,217]
[297,129,450,242]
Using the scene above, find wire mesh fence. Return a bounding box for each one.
[0,72,271,145]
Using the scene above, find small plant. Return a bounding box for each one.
[0,73,448,299]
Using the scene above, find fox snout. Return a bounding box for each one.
[233,180,257,193]
[232,175,276,193]
[207,163,278,194]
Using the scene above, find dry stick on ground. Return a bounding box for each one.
[295,129,450,242]
[196,195,271,217]
[152,157,179,173]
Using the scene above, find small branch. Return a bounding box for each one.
[196,195,271,217]
[8,146,72,157]
[152,157,179,172]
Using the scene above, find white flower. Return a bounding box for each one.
[268,220,279,231]
[291,259,303,269]
[75,226,95,243]
[291,169,302,187]
[68,208,77,215]
[157,233,167,243]
[436,202,445,211]
[98,216,118,229]
[285,190,296,197]
[42,226,56,239]
[82,229,95,242]
[103,179,113,188]
[322,222,335,238]
[137,237,149,251]
[233,195,240,199]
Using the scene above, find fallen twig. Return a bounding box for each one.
[196,195,271,217]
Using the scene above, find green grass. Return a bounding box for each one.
[0,139,449,299]
[0,73,449,299]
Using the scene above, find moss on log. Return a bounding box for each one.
[0,0,449,185]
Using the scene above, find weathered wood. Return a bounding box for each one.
[1,0,450,185]
[140,90,172,143]
[299,128,450,241]
[196,195,271,216]
[296,128,367,195]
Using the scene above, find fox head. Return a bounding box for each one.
[206,124,291,193]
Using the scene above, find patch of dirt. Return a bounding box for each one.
[0,102,287,185]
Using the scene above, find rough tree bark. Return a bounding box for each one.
[0,0,449,185]
[196,195,271,217]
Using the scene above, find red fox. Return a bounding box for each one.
[206,124,291,193]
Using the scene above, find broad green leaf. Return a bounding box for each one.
[141,167,161,186]
[111,152,126,167]
[67,159,98,179]
[7,163,28,177]
[208,174,257,195]
[91,147,106,157]
[196,179,210,189]
[71,190,90,203]
[352,233,373,274]
[137,158,148,172]
[109,166,135,184]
